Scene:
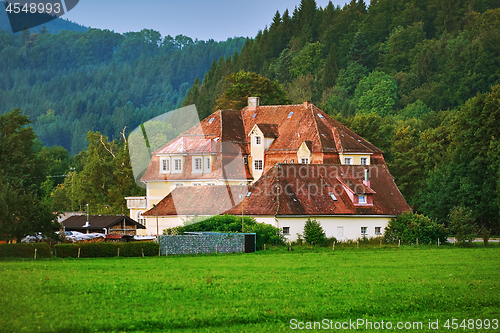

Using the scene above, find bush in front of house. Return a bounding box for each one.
[383,211,447,245]
[53,242,159,258]
[0,242,52,258]
[168,215,286,250]
[303,218,327,245]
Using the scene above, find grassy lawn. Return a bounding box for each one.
[0,246,499,332]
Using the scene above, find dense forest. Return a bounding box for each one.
[183,0,500,233]
[0,25,246,154]
[1,0,500,242]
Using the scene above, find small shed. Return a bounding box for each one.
[63,215,145,236]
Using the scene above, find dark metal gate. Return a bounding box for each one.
[245,234,256,253]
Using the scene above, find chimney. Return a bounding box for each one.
[303,100,311,108]
[363,169,370,187]
[248,97,260,108]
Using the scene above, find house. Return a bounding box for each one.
[128,98,409,239]
[62,215,145,236]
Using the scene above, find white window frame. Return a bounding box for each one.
[192,182,202,186]
[254,135,262,145]
[360,157,368,165]
[254,159,263,171]
[282,227,290,235]
[375,227,381,235]
[160,158,170,173]
[361,227,367,235]
[193,157,202,173]
[358,195,367,204]
[173,158,182,173]
[206,182,216,186]
[174,182,184,188]
[205,156,211,172]
[344,157,352,165]
[301,158,309,164]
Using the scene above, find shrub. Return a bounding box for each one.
[0,243,52,258]
[384,211,447,245]
[121,242,159,257]
[167,215,285,250]
[53,242,159,258]
[303,218,326,245]
[449,207,476,247]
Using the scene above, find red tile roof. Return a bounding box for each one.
[224,164,409,216]
[141,102,385,183]
[255,123,279,137]
[142,185,249,216]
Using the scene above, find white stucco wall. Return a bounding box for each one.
[252,215,392,242]
[140,214,393,241]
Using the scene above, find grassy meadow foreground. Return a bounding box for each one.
[0,246,499,332]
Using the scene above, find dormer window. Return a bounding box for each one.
[208,117,215,124]
[205,156,211,171]
[288,112,294,118]
[358,195,367,204]
[173,158,182,173]
[301,158,309,164]
[360,157,368,165]
[329,193,337,201]
[193,157,202,172]
[255,136,262,145]
[160,158,170,173]
[344,157,352,165]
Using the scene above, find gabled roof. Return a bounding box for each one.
[63,215,145,230]
[224,164,409,216]
[253,123,279,138]
[141,102,385,182]
[241,102,382,154]
[142,185,249,216]
[337,176,376,194]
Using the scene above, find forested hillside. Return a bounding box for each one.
[183,0,500,233]
[0,27,245,153]
[0,9,89,34]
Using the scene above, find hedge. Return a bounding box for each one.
[0,243,52,259]
[53,242,159,258]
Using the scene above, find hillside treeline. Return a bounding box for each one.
[0,27,245,154]
[183,0,500,232]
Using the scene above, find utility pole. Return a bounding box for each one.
[153,204,159,242]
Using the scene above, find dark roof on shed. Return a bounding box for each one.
[63,215,145,230]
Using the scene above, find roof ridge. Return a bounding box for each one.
[309,104,324,153]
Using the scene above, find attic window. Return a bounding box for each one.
[288,112,294,118]
[247,192,252,197]
[329,193,337,201]
[252,113,257,118]
[359,195,367,204]
[209,117,215,124]
[317,113,324,119]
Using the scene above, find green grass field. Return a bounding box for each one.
[0,246,499,332]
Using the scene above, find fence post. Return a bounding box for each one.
[332,241,335,251]
[416,238,418,246]
[142,248,144,257]
[438,238,440,246]
[158,245,161,256]
[289,242,291,251]
[264,244,266,251]
[357,240,359,249]
[34,248,37,260]
[398,239,400,247]
[215,245,218,254]
[78,247,81,258]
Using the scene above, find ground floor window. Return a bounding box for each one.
[375,227,381,235]
[361,227,367,235]
[282,227,290,235]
